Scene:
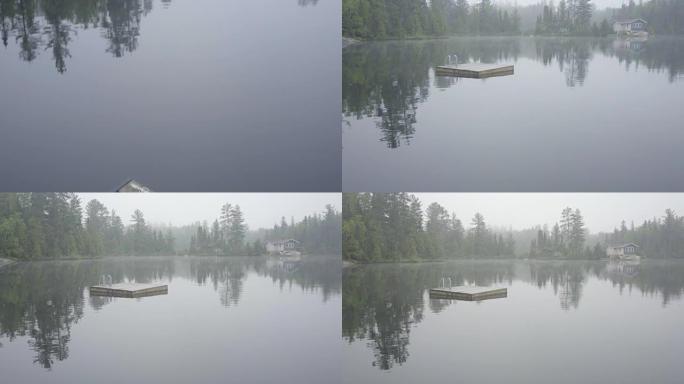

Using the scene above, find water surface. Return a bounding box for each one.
[343,37,684,191]
[0,0,340,191]
[343,260,684,384]
[0,256,341,383]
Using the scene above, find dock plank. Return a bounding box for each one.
[429,286,507,301]
[435,63,514,78]
[89,283,168,298]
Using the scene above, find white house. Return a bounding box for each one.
[607,243,640,258]
[266,239,300,254]
[613,19,648,36]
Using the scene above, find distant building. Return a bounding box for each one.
[607,243,640,258]
[116,179,152,192]
[613,19,648,36]
[266,239,300,254]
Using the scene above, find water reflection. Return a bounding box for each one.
[0,256,339,369]
[343,37,684,149]
[342,260,684,371]
[1,0,320,73]
[0,0,168,73]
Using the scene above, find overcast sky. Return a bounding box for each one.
[77,193,339,229]
[495,0,626,9]
[413,193,684,233]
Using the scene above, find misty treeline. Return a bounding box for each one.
[0,0,172,73]
[528,207,603,259]
[187,204,341,256]
[343,192,516,262]
[0,193,174,259]
[537,0,684,36]
[342,193,684,262]
[603,209,684,258]
[534,0,607,36]
[607,0,684,35]
[343,0,684,40]
[343,0,522,39]
[260,205,342,255]
[0,193,341,260]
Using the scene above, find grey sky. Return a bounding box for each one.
[495,0,626,9]
[413,193,684,233]
[77,193,340,229]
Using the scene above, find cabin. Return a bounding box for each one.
[606,243,640,258]
[266,239,300,254]
[613,19,648,35]
[116,178,152,192]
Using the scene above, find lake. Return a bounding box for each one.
[343,36,684,191]
[0,256,341,383]
[343,259,684,384]
[0,0,340,191]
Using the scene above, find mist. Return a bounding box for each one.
[77,193,340,229]
[413,193,684,233]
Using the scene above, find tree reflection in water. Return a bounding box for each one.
[0,255,339,369]
[343,260,684,370]
[343,37,684,149]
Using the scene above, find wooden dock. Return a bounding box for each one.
[435,63,514,78]
[89,283,168,298]
[429,286,507,301]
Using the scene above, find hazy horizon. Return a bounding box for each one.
[412,193,684,233]
[76,193,340,229]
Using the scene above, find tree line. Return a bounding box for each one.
[184,204,341,256]
[342,193,684,262]
[534,0,612,36]
[343,192,515,262]
[528,207,605,259]
[602,209,684,259]
[0,193,174,259]
[343,0,521,39]
[607,0,684,35]
[0,193,341,260]
[255,204,342,255]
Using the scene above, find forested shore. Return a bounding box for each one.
[342,193,684,263]
[0,193,341,260]
[343,0,684,40]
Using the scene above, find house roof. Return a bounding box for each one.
[615,19,647,25]
[268,238,300,244]
[608,243,640,249]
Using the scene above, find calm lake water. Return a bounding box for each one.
[0,0,340,191]
[343,36,684,191]
[0,256,341,383]
[343,260,684,384]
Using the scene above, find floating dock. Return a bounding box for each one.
[89,283,168,298]
[429,286,507,301]
[435,63,514,78]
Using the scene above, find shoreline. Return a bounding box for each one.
[341,257,662,265]
[0,257,17,269]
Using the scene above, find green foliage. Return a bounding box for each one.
[534,0,599,36]
[260,205,342,255]
[342,0,521,39]
[605,209,684,258]
[0,193,340,259]
[610,0,684,35]
[188,204,248,256]
[342,193,515,262]
[529,207,599,259]
[0,193,167,258]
